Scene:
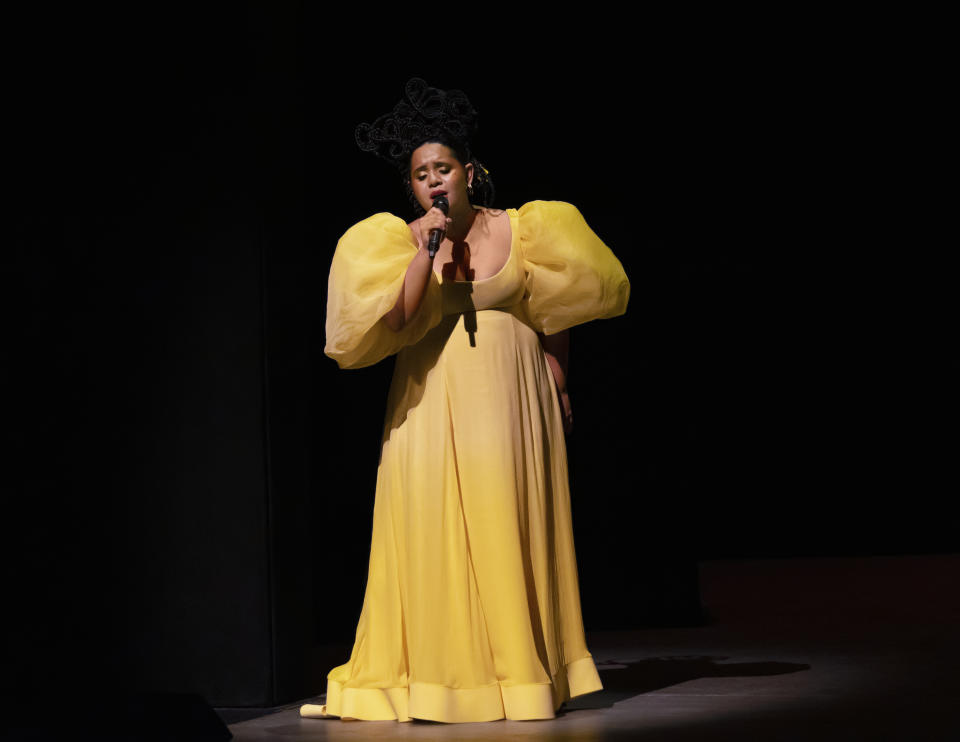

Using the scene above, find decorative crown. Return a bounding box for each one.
[355,78,479,170]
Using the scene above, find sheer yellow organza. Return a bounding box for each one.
[324,213,442,369]
[323,201,629,369]
[516,200,630,335]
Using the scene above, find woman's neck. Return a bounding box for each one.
[445,204,480,243]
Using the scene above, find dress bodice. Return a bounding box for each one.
[437,208,526,317]
[323,200,629,369]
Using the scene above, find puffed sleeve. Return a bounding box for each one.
[324,213,442,369]
[517,200,630,334]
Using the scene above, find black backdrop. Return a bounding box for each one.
[8,2,954,709]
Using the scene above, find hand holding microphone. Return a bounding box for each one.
[426,194,450,258]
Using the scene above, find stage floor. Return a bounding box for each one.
[225,554,959,740]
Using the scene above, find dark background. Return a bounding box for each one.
[7,2,954,709]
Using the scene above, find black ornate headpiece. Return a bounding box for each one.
[355,78,479,170]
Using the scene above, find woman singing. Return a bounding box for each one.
[301,78,630,724]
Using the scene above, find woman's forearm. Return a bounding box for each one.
[382,247,434,332]
[539,329,569,392]
[541,329,573,433]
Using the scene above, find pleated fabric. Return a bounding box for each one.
[305,202,629,723]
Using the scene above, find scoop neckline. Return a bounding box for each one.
[428,207,517,285]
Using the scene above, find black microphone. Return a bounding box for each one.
[427,194,449,258]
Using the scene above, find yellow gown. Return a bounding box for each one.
[302,200,630,723]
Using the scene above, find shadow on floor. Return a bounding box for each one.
[567,655,811,710]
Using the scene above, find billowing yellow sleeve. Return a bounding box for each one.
[517,200,630,334]
[324,213,442,369]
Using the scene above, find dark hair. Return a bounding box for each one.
[355,79,496,216]
[401,135,496,216]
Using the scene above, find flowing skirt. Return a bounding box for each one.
[302,306,602,723]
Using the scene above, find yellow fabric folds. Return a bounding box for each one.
[517,200,630,335]
[309,201,626,723]
[300,655,603,723]
[323,213,442,369]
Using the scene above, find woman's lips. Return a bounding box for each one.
[430,190,447,197]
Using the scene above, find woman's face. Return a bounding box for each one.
[409,142,474,213]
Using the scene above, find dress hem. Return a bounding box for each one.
[299,654,603,724]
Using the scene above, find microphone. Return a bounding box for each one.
[427,194,449,258]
